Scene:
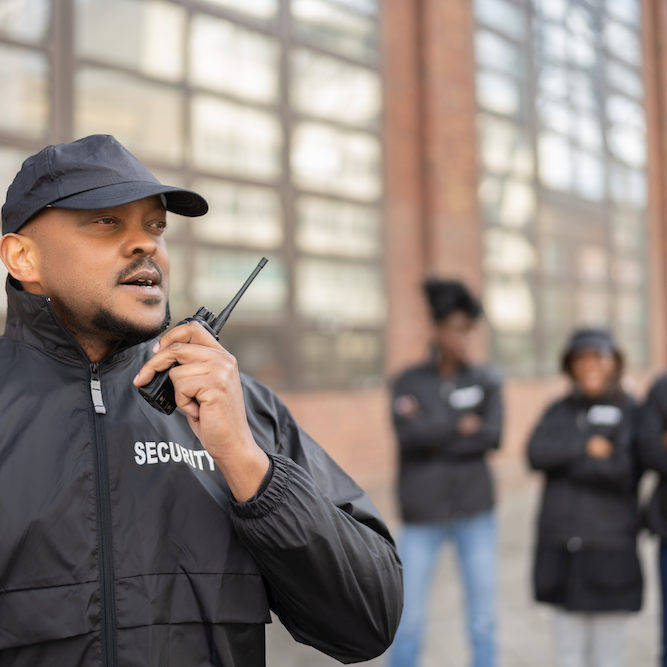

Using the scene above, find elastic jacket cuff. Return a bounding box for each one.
[229,454,289,519]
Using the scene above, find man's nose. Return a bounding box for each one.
[122,225,159,255]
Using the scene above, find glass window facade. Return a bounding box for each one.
[0,0,385,390]
[474,0,649,374]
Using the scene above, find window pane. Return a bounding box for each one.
[479,176,536,228]
[605,0,640,25]
[540,285,573,330]
[191,95,281,178]
[291,0,378,60]
[291,123,381,200]
[611,208,644,251]
[603,19,640,65]
[291,49,381,127]
[299,330,382,388]
[484,229,536,274]
[193,250,287,318]
[475,30,523,74]
[296,196,380,258]
[296,259,385,326]
[76,68,184,165]
[491,333,537,375]
[577,245,608,283]
[478,116,533,176]
[200,0,278,19]
[538,132,572,190]
[221,326,286,387]
[538,65,568,101]
[190,15,278,102]
[485,279,535,333]
[607,95,645,128]
[191,180,282,248]
[476,70,522,115]
[0,147,29,197]
[0,0,50,42]
[475,0,526,39]
[614,257,644,288]
[609,164,646,205]
[540,238,575,279]
[0,45,49,138]
[75,0,185,81]
[606,60,643,98]
[574,151,605,201]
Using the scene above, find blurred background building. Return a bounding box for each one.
[0,0,664,501]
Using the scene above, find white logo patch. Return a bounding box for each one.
[448,385,484,410]
[587,405,622,426]
[134,441,215,471]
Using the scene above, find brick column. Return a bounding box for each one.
[420,0,483,292]
[643,0,667,368]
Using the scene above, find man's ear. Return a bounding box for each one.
[0,233,41,286]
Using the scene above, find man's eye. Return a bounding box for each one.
[95,217,116,225]
[152,220,167,231]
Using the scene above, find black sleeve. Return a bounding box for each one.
[440,378,503,457]
[390,381,456,457]
[637,378,667,475]
[568,402,638,493]
[230,385,403,664]
[527,401,588,471]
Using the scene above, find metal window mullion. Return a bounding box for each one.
[50,0,74,142]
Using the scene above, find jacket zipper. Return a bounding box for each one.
[90,362,118,666]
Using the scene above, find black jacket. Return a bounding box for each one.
[390,361,503,523]
[637,373,667,538]
[527,391,642,612]
[0,280,402,666]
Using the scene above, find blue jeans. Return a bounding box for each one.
[388,510,497,667]
[660,540,667,667]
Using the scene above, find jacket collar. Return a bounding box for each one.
[3,276,142,367]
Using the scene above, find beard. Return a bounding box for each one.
[90,302,171,348]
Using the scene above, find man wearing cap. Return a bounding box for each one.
[387,279,503,667]
[0,134,402,666]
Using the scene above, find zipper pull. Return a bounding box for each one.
[90,363,107,415]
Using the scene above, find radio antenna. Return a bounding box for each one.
[211,257,268,335]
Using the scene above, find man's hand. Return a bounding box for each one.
[457,413,482,436]
[133,321,270,501]
[586,435,614,460]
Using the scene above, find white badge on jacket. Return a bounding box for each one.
[587,404,622,426]
[447,385,484,410]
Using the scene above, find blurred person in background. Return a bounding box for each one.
[636,369,667,667]
[527,328,642,667]
[387,279,503,667]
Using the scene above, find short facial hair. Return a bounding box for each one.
[90,303,171,348]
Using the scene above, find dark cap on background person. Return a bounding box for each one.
[423,278,483,322]
[1,134,208,235]
[561,327,624,376]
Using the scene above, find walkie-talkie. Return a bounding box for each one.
[138,257,268,415]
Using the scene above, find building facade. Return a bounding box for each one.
[1,0,665,498]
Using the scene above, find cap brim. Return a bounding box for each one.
[49,181,208,217]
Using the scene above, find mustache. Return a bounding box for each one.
[116,258,164,285]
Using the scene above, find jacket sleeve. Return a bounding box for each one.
[440,377,503,457]
[567,403,638,493]
[229,387,403,664]
[390,382,456,457]
[527,402,588,471]
[637,378,667,475]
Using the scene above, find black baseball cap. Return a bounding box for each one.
[1,134,208,235]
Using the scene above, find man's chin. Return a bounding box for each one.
[91,306,171,348]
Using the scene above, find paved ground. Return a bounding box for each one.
[265,459,661,666]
